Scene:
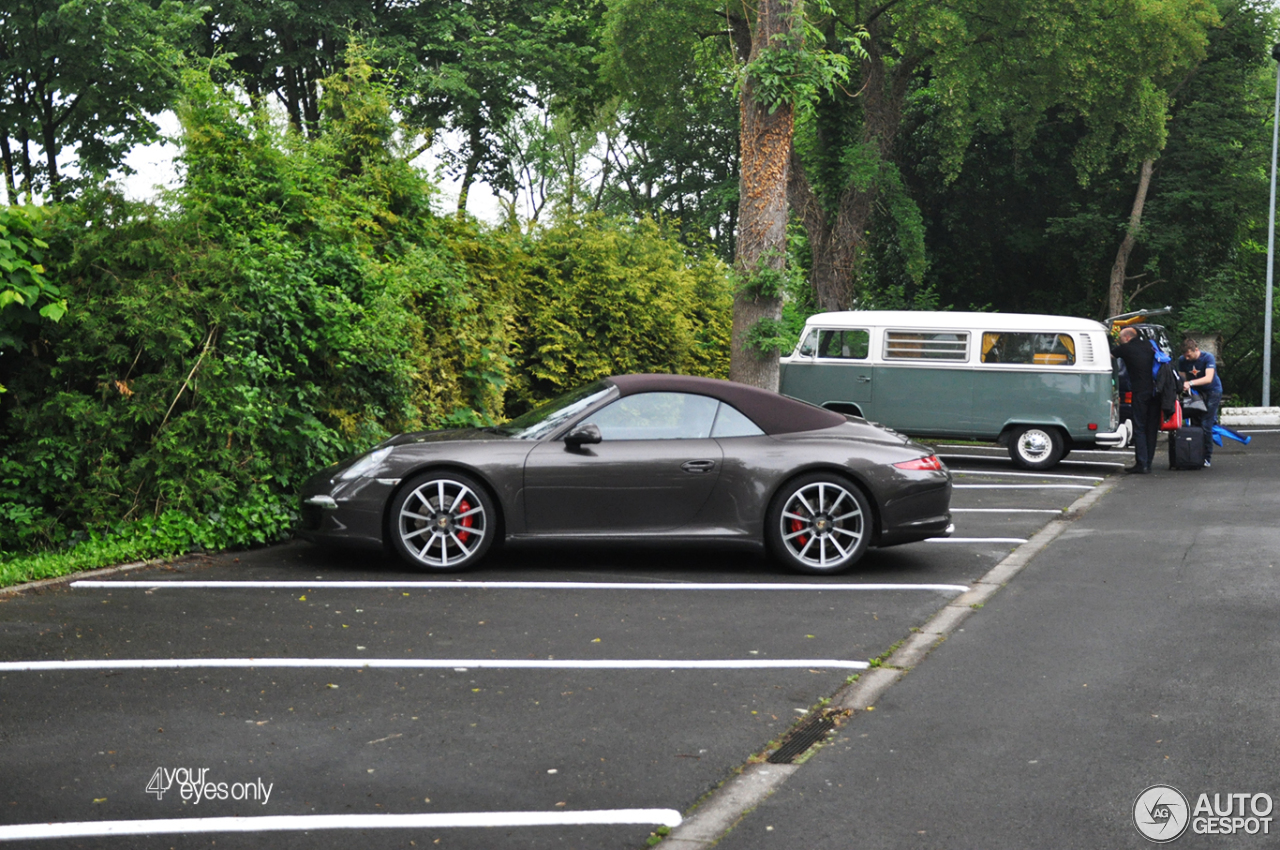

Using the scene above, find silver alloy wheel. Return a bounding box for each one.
[397,478,488,568]
[778,481,865,570]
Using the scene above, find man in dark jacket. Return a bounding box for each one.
[1112,327,1159,474]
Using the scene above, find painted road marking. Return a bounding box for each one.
[924,537,1027,544]
[953,484,1093,490]
[950,508,1062,513]
[939,453,1124,468]
[0,810,685,841]
[937,445,1123,455]
[0,657,870,673]
[71,580,970,593]
[950,470,1103,482]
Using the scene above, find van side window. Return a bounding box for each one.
[816,329,869,359]
[981,332,1076,366]
[884,330,969,361]
[797,330,818,357]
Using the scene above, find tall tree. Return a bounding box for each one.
[606,0,854,388]
[192,0,387,137]
[397,0,605,216]
[893,0,1271,327]
[0,0,196,202]
[790,0,1219,312]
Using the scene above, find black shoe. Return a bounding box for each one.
[1125,465,1146,474]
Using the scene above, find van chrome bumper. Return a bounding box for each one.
[1093,420,1131,448]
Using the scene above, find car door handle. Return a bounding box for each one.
[856,375,872,383]
[681,460,716,474]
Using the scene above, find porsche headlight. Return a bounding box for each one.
[338,446,394,481]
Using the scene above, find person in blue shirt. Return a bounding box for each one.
[1178,339,1223,468]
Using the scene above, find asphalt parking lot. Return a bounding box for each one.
[0,444,1128,848]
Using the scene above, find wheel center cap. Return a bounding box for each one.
[813,516,830,533]
[436,515,450,530]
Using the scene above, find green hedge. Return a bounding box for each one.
[0,50,732,571]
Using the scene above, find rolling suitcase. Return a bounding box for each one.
[1168,426,1204,470]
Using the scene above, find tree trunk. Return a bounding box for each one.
[39,86,62,202]
[0,133,16,205]
[729,0,797,391]
[1107,158,1155,317]
[790,24,915,312]
[456,127,484,218]
[17,126,35,202]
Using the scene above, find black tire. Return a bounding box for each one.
[1008,425,1065,470]
[766,472,873,575]
[388,471,496,572]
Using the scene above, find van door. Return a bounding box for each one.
[874,329,973,434]
[779,328,873,416]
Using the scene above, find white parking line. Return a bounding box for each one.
[953,484,1094,490]
[0,657,870,672]
[925,537,1027,544]
[937,445,1123,456]
[0,810,685,841]
[71,580,970,593]
[951,508,1062,514]
[951,470,1103,482]
[939,453,1124,468]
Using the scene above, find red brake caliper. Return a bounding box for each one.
[790,516,808,547]
[455,499,473,543]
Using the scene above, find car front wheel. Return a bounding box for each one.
[767,473,873,575]
[389,472,496,571]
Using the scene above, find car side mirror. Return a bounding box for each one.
[564,423,602,448]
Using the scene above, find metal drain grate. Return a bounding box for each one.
[767,711,840,764]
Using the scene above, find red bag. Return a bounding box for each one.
[1160,399,1183,432]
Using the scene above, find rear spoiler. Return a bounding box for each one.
[1105,306,1172,331]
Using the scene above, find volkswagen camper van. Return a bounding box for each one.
[779,311,1128,469]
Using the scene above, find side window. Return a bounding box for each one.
[817,329,870,360]
[588,393,720,441]
[796,330,818,357]
[710,402,765,438]
[981,332,1076,366]
[884,330,970,361]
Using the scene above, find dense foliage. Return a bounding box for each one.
[0,52,731,562]
[4,0,1280,572]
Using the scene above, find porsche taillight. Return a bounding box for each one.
[893,455,944,472]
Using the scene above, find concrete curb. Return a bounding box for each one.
[0,558,167,598]
[1220,407,1280,427]
[659,475,1121,848]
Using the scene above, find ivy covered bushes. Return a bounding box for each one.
[0,52,732,568]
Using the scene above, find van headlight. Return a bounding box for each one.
[338,446,394,480]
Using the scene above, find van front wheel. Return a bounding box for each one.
[1008,425,1064,470]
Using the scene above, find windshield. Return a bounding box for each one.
[500,381,615,440]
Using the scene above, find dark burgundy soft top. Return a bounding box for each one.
[607,374,846,436]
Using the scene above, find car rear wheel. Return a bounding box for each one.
[389,472,495,571]
[767,473,872,575]
[1008,425,1065,470]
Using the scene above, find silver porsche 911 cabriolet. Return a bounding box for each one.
[299,374,952,574]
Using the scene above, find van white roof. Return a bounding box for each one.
[803,311,1107,333]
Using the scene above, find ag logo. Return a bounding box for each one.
[1134,784,1190,843]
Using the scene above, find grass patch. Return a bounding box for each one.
[0,534,182,589]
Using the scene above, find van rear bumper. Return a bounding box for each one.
[1092,420,1131,448]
